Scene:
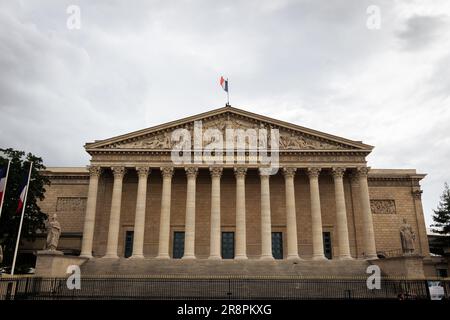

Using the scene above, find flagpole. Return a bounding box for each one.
[0,159,11,220]
[227,78,230,106]
[11,162,33,276]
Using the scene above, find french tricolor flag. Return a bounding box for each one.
[0,164,9,208]
[17,172,30,214]
[220,76,228,92]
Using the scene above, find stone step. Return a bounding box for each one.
[80,258,370,277]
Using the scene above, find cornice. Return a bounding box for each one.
[86,149,372,156]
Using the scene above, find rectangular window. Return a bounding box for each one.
[124,231,134,258]
[323,232,332,259]
[221,232,235,259]
[173,231,185,259]
[272,232,283,259]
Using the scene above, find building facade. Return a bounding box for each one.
[38,106,430,267]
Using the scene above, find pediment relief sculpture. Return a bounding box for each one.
[105,116,346,151]
[113,131,173,149]
[279,132,344,150]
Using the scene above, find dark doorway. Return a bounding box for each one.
[221,232,235,259]
[272,232,283,259]
[124,231,134,258]
[173,231,185,259]
[323,232,332,259]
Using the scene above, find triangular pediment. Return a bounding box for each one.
[85,106,373,152]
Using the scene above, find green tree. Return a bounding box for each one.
[0,148,50,266]
[431,183,450,235]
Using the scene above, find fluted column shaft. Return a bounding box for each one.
[157,167,174,259]
[356,167,377,259]
[131,167,150,258]
[183,167,198,259]
[332,167,352,259]
[209,167,223,259]
[260,170,274,260]
[283,168,300,260]
[234,167,247,260]
[105,166,126,258]
[307,168,326,260]
[80,166,102,258]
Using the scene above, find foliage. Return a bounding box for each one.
[0,148,50,265]
[431,183,450,235]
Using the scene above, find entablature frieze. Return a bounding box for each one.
[89,152,368,165]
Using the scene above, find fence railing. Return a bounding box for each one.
[1,277,449,300]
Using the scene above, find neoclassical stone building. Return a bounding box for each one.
[36,106,431,275]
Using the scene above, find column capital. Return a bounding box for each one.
[258,167,271,178]
[88,165,102,178]
[331,167,346,179]
[111,166,126,179]
[234,167,247,179]
[185,166,198,179]
[160,166,174,178]
[136,166,151,178]
[282,167,297,178]
[307,167,321,178]
[355,166,370,178]
[209,166,223,178]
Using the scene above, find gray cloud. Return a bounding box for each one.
[396,14,449,50]
[0,0,449,227]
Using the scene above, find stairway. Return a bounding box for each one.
[80,258,370,278]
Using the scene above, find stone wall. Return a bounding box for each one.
[39,175,89,233]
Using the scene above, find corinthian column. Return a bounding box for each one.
[332,167,352,260]
[80,166,102,258]
[307,167,326,260]
[259,169,274,260]
[157,166,174,259]
[356,167,377,259]
[104,166,126,258]
[209,167,223,260]
[131,166,150,259]
[234,167,248,260]
[183,167,198,259]
[283,167,300,260]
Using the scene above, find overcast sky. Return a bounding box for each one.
[0,0,449,227]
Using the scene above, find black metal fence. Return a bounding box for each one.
[0,277,449,300]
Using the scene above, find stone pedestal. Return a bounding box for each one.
[35,250,88,277]
[371,254,425,279]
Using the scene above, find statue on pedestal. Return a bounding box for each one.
[400,218,415,254]
[45,214,61,251]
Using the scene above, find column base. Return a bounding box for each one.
[286,255,302,261]
[102,254,119,259]
[182,255,196,260]
[208,255,222,260]
[364,254,378,260]
[80,254,93,259]
[311,255,328,261]
[338,255,353,260]
[259,255,274,261]
[234,255,248,260]
[156,254,171,259]
[129,254,145,259]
